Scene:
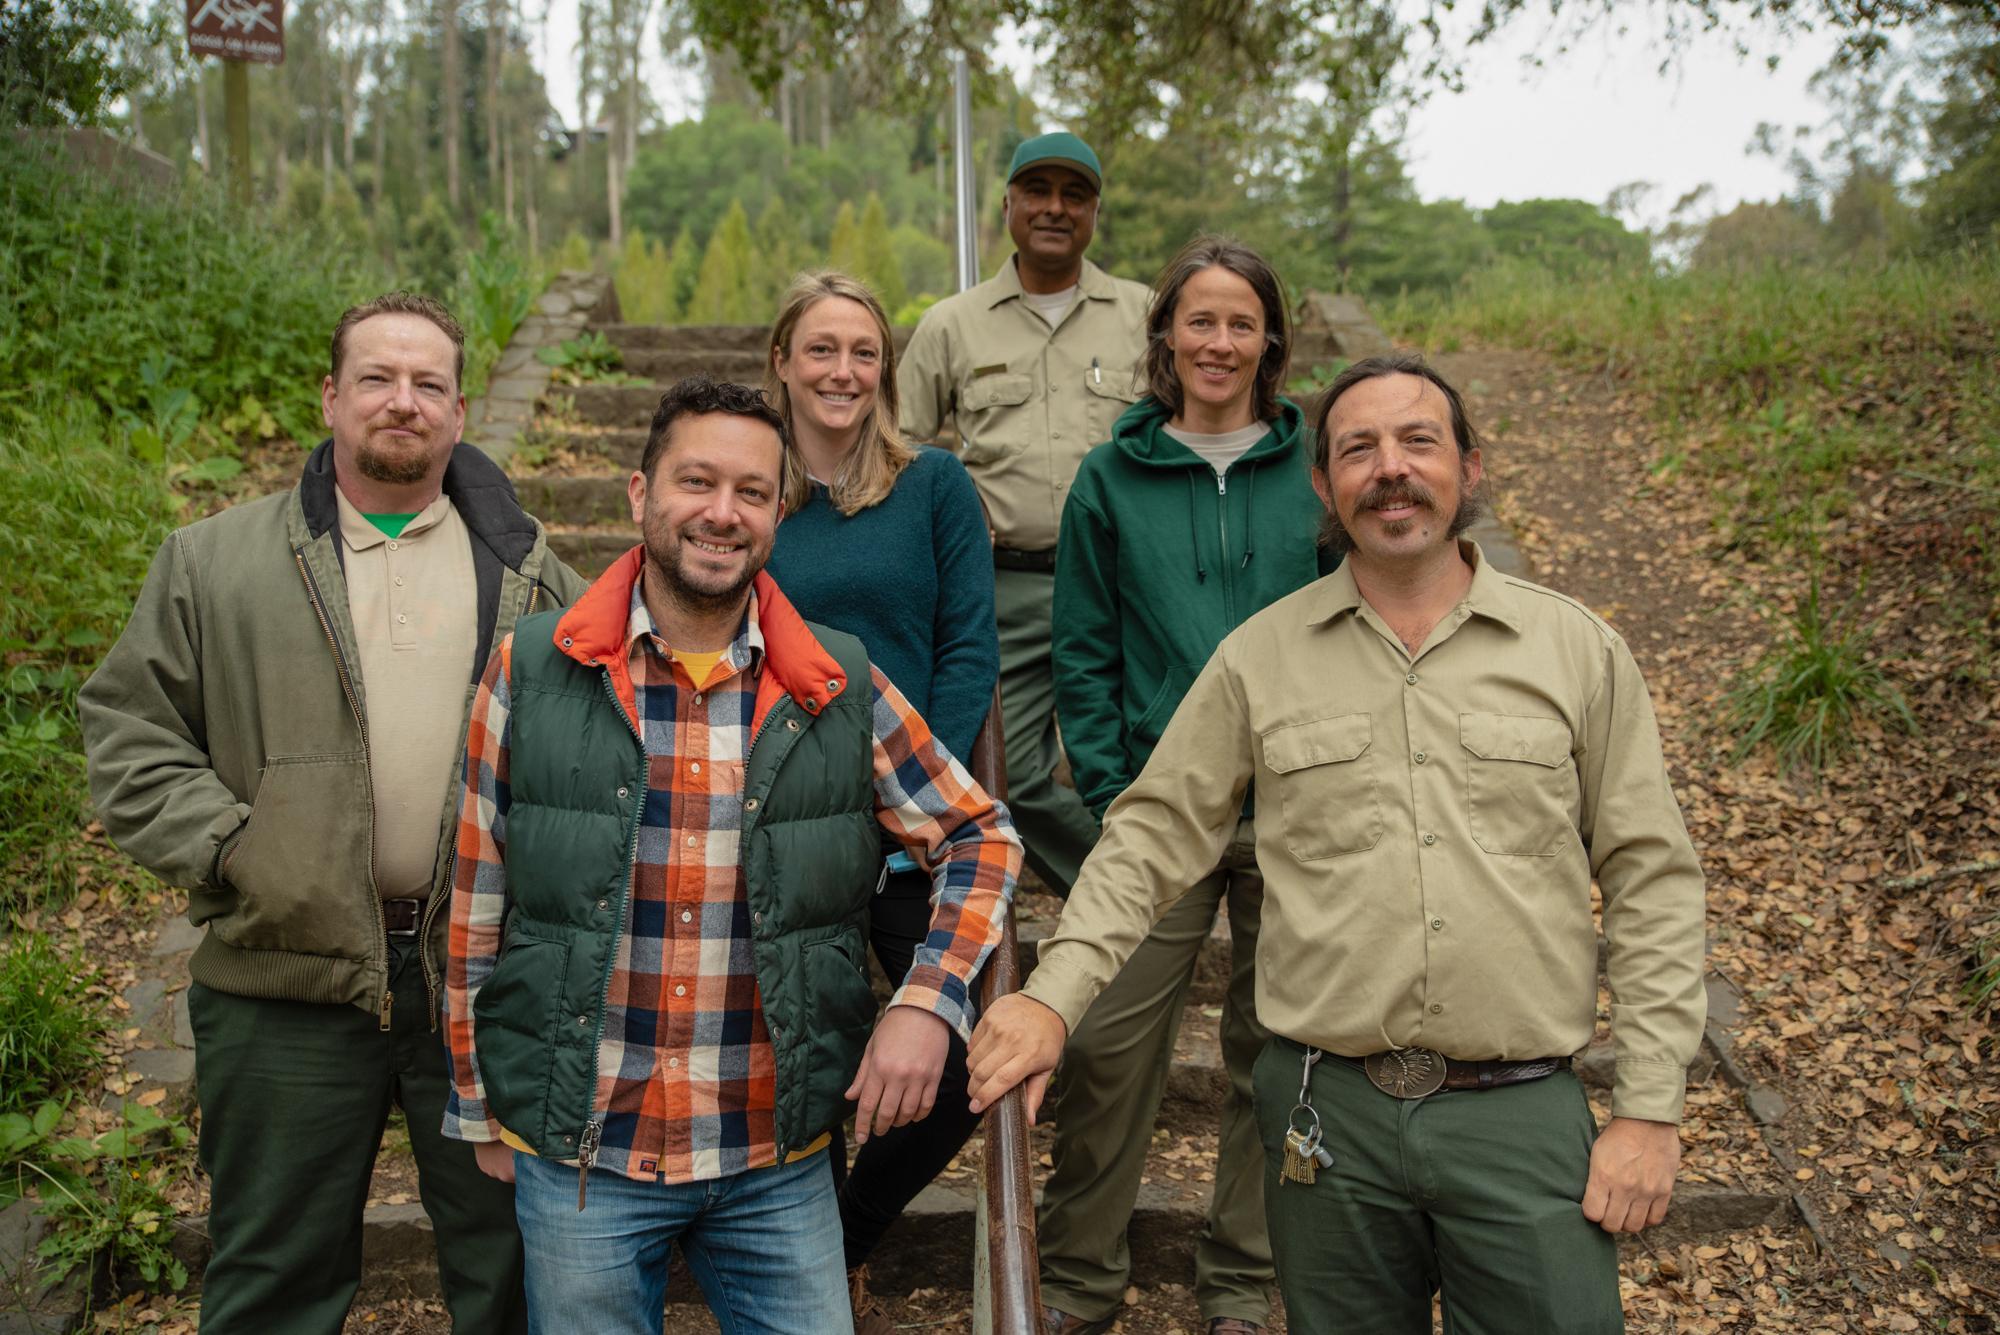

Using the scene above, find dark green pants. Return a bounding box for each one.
[993,567,1102,895]
[188,938,526,1335]
[1254,1039,1623,1335]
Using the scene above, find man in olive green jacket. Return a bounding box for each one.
[972,356,1706,1334]
[79,293,586,1335]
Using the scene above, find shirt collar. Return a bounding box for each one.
[989,255,1113,310]
[624,579,766,672]
[1305,540,1523,634]
[334,487,452,552]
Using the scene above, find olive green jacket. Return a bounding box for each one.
[79,441,587,1019]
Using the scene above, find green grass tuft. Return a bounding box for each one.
[0,936,106,1116]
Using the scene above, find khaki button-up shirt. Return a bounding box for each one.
[1023,543,1708,1123]
[898,257,1151,551]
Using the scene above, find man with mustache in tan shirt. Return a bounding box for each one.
[968,354,1707,1334]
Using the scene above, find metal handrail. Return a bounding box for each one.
[969,699,1042,1334]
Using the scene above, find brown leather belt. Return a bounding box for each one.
[1331,1048,1570,1100]
[993,545,1057,573]
[381,897,426,936]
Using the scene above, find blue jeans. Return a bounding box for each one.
[513,1149,852,1335]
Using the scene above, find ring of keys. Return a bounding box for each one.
[1280,1105,1335,1185]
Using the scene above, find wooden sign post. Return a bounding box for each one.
[185,0,285,207]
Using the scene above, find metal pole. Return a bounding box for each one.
[951,53,979,292]
[224,59,251,209]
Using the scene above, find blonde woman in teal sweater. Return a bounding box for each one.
[763,270,999,1334]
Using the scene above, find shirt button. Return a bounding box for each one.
[690,762,701,774]
[668,1057,680,1069]
[1431,917,1443,930]
[674,984,687,998]
[1430,1003,1444,1015]
[394,576,405,587]
[693,693,705,705]
[1414,751,1427,764]
[1422,833,1437,846]
[680,909,692,923]
[685,835,697,847]
[387,540,398,551]
[1405,673,1419,686]
[397,613,408,624]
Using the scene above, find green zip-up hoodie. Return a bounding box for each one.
[1052,395,1337,818]
[79,441,587,1019]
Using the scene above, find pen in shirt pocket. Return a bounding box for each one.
[1091,357,1101,385]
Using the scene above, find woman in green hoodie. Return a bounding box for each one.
[1038,235,1338,1335]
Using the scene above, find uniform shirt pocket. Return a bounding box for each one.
[1458,712,1577,857]
[1083,365,1140,441]
[957,373,1036,465]
[1259,713,1381,861]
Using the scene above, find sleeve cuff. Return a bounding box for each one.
[441,1098,500,1144]
[1610,1059,1688,1124]
[1018,957,1100,1038]
[891,965,975,1044]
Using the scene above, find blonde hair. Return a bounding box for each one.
[766,270,918,516]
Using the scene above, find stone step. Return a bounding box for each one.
[546,526,634,579]
[515,476,632,529]
[566,383,678,428]
[596,323,778,354]
[616,348,770,384]
[163,1173,1792,1305]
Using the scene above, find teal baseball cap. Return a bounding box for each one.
[1007,131,1103,192]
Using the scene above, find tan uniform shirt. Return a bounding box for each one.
[898,257,1151,551]
[1023,543,1708,1123]
[335,490,479,899]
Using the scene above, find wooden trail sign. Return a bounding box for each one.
[185,0,285,65]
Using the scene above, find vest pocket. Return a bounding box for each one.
[1259,714,1381,861]
[1459,712,1577,857]
[474,919,574,1141]
[805,934,877,1041]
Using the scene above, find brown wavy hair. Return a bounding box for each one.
[765,271,918,516]
[1143,235,1290,423]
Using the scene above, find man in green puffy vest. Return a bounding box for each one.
[441,375,1022,1334]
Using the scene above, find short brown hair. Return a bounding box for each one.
[1309,354,1483,472]
[329,291,467,390]
[1144,235,1291,423]
[765,271,917,516]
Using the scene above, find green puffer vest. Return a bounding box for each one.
[471,609,882,1161]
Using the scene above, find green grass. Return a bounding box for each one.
[1723,573,1917,778]
[0,936,106,1116]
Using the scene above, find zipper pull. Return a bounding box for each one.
[576,1119,603,1212]
[1217,474,1228,496]
[378,990,393,1032]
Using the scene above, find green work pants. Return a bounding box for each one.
[1040,821,1273,1326]
[187,937,527,1335]
[994,566,1101,895]
[1253,1039,1624,1335]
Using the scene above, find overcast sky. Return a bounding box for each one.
[534,3,1841,229]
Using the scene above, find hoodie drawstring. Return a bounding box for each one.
[1186,471,1207,583]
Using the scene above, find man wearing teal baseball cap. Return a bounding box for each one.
[899,134,1148,903]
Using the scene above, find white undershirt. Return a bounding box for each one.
[1163,421,1272,476]
[1021,284,1079,329]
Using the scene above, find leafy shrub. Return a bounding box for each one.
[459,211,541,397]
[537,332,633,385]
[0,136,381,443]
[0,937,105,1115]
[1,1100,193,1294]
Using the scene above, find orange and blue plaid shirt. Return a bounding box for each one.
[443,579,1020,1185]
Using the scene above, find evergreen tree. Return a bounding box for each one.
[405,193,464,300]
[688,199,756,323]
[553,227,594,272]
[828,200,862,278]
[857,192,906,314]
[616,227,675,323]
[752,198,815,318]
[665,225,702,321]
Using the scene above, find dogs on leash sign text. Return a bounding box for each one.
[186,0,285,64]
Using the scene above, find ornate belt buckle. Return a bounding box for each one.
[1364,1047,1447,1099]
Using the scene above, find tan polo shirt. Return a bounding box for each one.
[898,256,1151,551]
[1023,542,1708,1124]
[335,490,479,899]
